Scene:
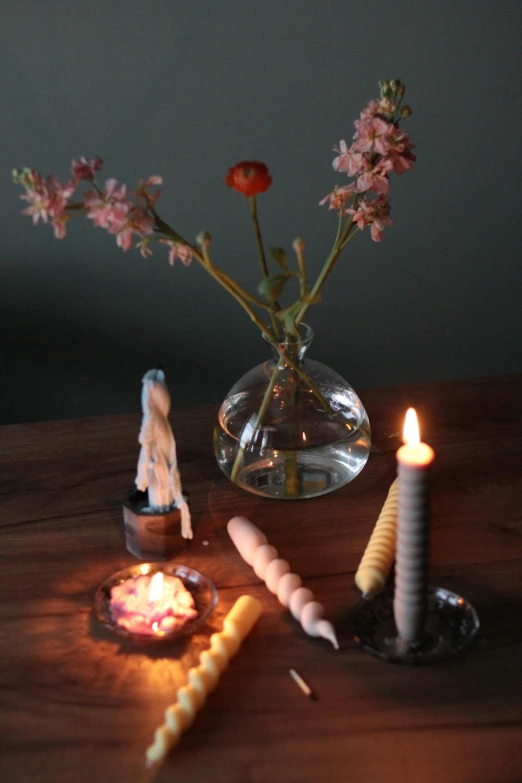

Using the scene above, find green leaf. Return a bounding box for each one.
[257,273,291,302]
[269,246,287,270]
[274,300,301,337]
[302,291,321,305]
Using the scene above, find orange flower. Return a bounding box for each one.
[225,161,272,197]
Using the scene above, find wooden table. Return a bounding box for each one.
[1,375,522,783]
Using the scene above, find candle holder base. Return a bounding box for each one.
[349,586,479,664]
[123,490,187,561]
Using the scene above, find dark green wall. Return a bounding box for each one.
[1,0,521,423]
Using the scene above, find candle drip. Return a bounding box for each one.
[228,516,339,649]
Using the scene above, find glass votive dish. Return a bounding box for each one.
[93,562,218,644]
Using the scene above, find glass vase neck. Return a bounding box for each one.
[262,323,314,364]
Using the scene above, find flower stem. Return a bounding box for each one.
[295,220,359,326]
[250,195,269,278]
[230,362,282,484]
[294,243,307,299]
[229,335,353,487]
[213,265,272,310]
[249,196,281,340]
[152,210,274,340]
[279,348,340,418]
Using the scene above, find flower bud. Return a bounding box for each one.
[292,237,305,252]
[379,80,391,98]
[196,230,212,248]
[270,246,287,268]
[400,105,412,119]
[12,167,32,185]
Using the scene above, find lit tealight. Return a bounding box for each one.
[148,572,164,602]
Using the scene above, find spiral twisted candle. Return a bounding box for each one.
[394,428,434,646]
[228,516,338,650]
[355,478,399,596]
[145,595,262,764]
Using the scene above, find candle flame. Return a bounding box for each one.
[403,408,420,445]
[148,572,164,602]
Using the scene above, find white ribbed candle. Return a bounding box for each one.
[393,410,434,646]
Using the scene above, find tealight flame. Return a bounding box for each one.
[148,572,164,602]
[302,432,307,442]
[403,408,420,446]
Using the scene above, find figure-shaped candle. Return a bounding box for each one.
[393,408,435,646]
[136,369,192,539]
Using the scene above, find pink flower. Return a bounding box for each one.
[348,195,392,241]
[377,97,396,116]
[137,239,153,258]
[353,116,392,155]
[137,175,163,206]
[332,140,350,172]
[21,185,50,224]
[52,213,70,239]
[47,177,76,217]
[19,172,76,234]
[141,175,163,188]
[160,239,192,267]
[356,157,394,194]
[84,178,130,229]
[359,99,379,120]
[46,177,76,238]
[110,208,154,252]
[332,141,365,177]
[390,145,416,174]
[319,184,356,214]
[71,156,103,181]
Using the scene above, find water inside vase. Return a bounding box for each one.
[214,368,371,499]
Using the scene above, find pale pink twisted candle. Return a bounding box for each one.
[393,408,435,646]
[228,516,338,649]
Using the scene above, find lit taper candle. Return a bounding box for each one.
[393,408,435,647]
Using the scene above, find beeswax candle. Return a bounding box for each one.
[145,595,262,764]
[355,478,399,596]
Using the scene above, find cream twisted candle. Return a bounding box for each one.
[145,595,262,765]
[228,516,338,650]
[355,478,399,596]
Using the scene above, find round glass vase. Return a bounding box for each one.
[213,324,371,499]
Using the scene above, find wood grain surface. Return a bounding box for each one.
[1,375,521,783]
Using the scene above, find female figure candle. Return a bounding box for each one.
[136,369,192,538]
[393,408,434,647]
